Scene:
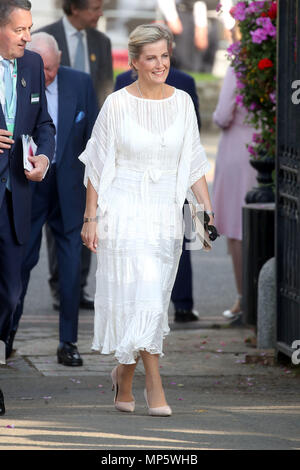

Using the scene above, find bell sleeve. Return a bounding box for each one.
[188,97,211,187]
[78,94,116,213]
[176,92,210,208]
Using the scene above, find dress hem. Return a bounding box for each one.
[91,346,165,365]
[91,331,170,365]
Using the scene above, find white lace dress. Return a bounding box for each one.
[79,87,210,364]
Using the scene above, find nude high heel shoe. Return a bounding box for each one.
[111,366,135,413]
[144,389,172,417]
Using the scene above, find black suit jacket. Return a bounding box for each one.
[38,18,113,106]
[0,50,55,244]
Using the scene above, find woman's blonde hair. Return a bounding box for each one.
[128,23,173,69]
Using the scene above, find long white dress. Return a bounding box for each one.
[79,87,210,364]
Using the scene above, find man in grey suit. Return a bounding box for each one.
[38,0,113,310]
[40,0,113,106]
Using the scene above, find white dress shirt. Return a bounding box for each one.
[45,76,58,163]
[62,15,90,74]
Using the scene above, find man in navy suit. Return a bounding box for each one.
[39,0,113,310]
[0,0,55,415]
[8,32,99,367]
[115,67,201,323]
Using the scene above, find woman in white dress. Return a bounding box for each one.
[80,24,214,416]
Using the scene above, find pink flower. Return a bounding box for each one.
[235,94,244,106]
[248,145,256,156]
[229,6,236,17]
[250,17,276,44]
[269,91,276,104]
[246,1,266,14]
[253,133,262,143]
[233,2,247,21]
[236,79,245,89]
[251,28,268,44]
[256,17,276,38]
[216,3,222,13]
[227,41,241,58]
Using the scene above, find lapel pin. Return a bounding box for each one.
[21,78,26,87]
[90,53,96,62]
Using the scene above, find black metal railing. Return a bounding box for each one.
[276,0,300,357]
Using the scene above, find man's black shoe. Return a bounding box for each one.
[80,291,94,310]
[174,309,200,322]
[0,389,5,416]
[57,342,83,367]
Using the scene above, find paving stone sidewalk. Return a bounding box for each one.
[1,132,300,451]
[1,313,300,451]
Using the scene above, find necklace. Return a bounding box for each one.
[136,81,165,100]
[135,81,167,150]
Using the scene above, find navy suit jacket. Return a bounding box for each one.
[114,67,201,130]
[31,66,99,234]
[0,50,55,245]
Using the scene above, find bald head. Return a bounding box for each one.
[27,32,61,87]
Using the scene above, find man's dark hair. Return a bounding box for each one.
[0,0,31,27]
[62,0,89,16]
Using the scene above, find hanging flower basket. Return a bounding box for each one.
[223,0,277,202]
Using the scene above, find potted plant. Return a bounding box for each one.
[224,0,277,202]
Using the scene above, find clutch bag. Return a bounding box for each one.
[189,202,212,252]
